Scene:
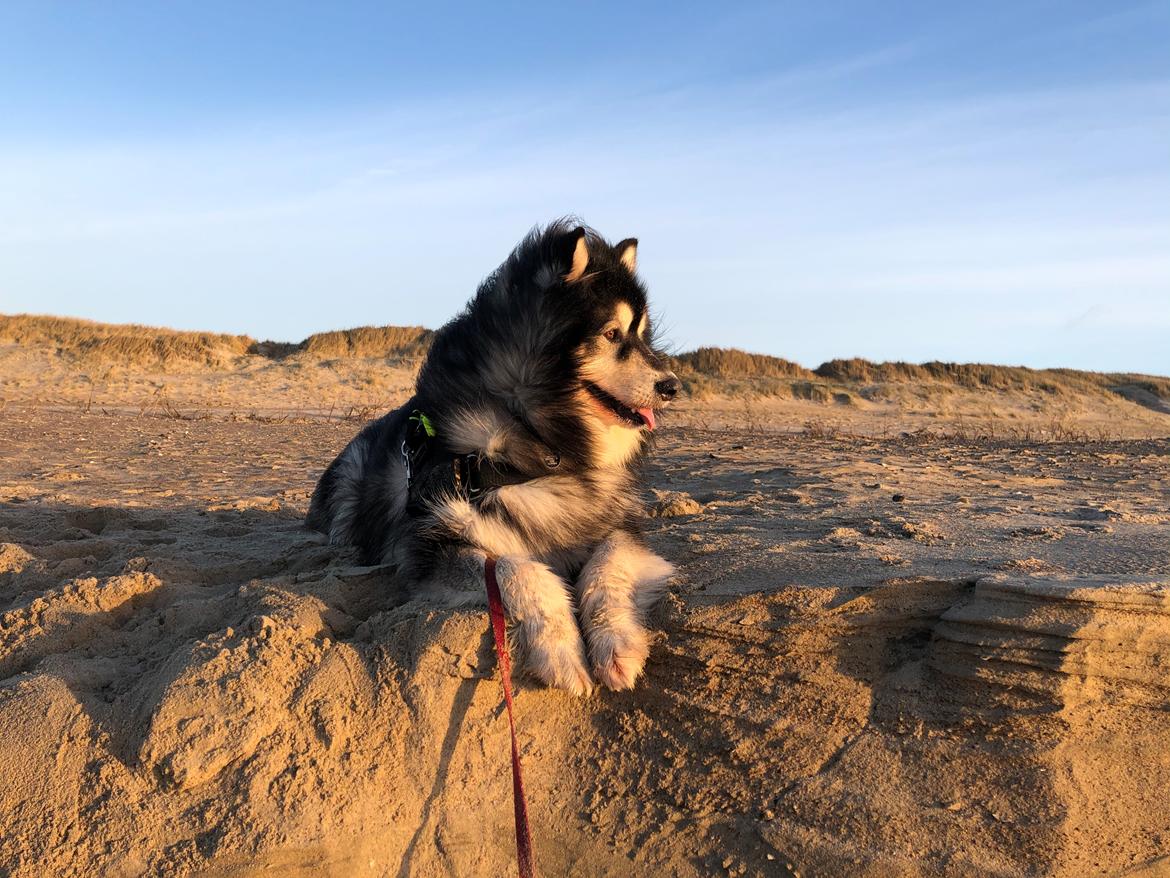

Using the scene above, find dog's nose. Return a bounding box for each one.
[655,374,681,401]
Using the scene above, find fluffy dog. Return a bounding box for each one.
[306,221,680,694]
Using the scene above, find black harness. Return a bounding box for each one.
[401,410,555,512]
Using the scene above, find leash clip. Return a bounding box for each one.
[455,453,485,499]
[402,409,435,486]
[466,454,486,499]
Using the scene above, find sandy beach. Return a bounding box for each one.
[2,371,1168,876]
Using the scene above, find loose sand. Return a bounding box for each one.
[3,317,1170,876]
[2,402,1169,877]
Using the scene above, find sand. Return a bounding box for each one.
[2,319,1170,875]
[2,400,1169,877]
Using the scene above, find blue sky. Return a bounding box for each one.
[1,1,1167,372]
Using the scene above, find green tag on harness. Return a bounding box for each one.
[410,411,436,438]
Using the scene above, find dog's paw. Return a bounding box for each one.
[525,630,594,696]
[588,623,649,691]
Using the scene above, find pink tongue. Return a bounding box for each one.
[637,407,656,431]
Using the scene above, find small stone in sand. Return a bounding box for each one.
[652,492,703,517]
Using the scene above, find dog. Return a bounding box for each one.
[306,221,681,694]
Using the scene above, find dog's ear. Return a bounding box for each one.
[562,227,589,283]
[615,238,638,273]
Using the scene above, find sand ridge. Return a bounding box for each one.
[1,408,1168,876]
[5,313,1170,439]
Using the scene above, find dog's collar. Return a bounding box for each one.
[402,409,556,507]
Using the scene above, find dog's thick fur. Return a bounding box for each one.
[306,221,680,693]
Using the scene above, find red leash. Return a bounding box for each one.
[484,557,537,878]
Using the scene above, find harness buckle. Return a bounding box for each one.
[456,453,485,499]
[402,409,434,486]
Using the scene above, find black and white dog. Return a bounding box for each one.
[307,222,680,694]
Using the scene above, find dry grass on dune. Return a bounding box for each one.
[2,314,1168,417]
[298,325,433,361]
[664,346,1170,412]
[0,314,433,370]
[0,314,255,369]
[815,357,1170,397]
[669,347,818,400]
[670,347,813,379]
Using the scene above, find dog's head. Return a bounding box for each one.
[428,221,679,470]
[527,225,679,469]
[552,228,679,435]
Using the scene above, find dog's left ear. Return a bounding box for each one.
[562,227,589,283]
[615,238,638,273]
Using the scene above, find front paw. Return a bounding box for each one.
[587,622,649,691]
[524,629,594,696]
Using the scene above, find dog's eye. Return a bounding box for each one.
[603,328,621,343]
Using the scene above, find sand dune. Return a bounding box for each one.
[4,313,1169,439]
[1,318,1169,875]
